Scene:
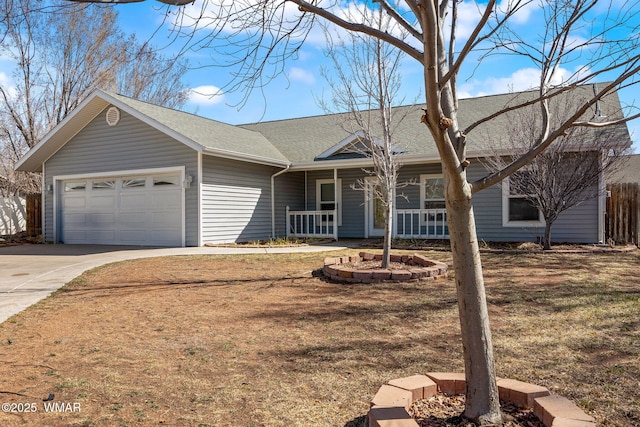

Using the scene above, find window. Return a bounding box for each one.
[64,181,86,192]
[419,174,448,235]
[316,179,342,226]
[502,176,544,227]
[420,175,445,209]
[91,180,115,190]
[153,176,180,187]
[122,178,146,189]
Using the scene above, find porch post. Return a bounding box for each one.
[392,205,397,238]
[286,206,290,238]
[333,168,338,241]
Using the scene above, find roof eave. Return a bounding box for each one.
[14,91,109,172]
[202,147,290,168]
[288,153,442,171]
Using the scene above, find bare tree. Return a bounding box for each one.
[484,89,631,250]
[115,39,189,109]
[63,0,640,423]
[0,0,188,195]
[317,9,416,268]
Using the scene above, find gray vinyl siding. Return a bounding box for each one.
[304,162,599,243]
[43,107,198,246]
[395,163,443,210]
[306,163,442,238]
[273,172,305,238]
[306,169,366,238]
[201,156,278,243]
[471,162,600,243]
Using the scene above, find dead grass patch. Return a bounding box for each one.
[0,250,638,426]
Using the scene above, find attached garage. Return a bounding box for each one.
[57,171,184,246]
[14,89,290,247]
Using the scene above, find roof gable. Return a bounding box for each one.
[15,89,289,172]
[315,130,406,160]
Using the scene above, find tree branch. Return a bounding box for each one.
[289,0,424,63]
[374,0,422,41]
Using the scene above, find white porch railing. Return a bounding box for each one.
[286,206,448,240]
[395,208,449,239]
[286,207,338,239]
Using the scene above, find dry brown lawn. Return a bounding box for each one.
[0,248,638,427]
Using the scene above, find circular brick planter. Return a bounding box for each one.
[367,373,596,427]
[323,252,448,283]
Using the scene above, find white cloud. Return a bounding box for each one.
[458,64,591,98]
[451,1,484,41]
[501,0,538,25]
[0,71,18,101]
[187,85,225,106]
[171,0,380,50]
[0,71,11,85]
[288,67,315,85]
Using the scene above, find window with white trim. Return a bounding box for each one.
[502,175,544,227]
[316,179,342,226]
[420,175,445,209]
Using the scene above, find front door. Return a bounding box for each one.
[366,178,385,237]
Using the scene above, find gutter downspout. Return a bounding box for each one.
[334,168,338,241]
[598,151,606,244]
[271,165,291,239]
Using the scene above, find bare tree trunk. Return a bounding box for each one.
[446,173,502,424]
[382,192,394,269]
[543,220,553,250]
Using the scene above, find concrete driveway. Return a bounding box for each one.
[0,242,353,324]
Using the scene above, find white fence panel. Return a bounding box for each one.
[0,196,26,235]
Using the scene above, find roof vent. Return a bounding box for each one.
[106,106,120,127]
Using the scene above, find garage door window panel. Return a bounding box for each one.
[153,176,179,187]
[65,181,86,192]
[92,180,115,190]
[123,178,147,189]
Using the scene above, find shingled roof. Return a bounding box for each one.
[241,83,631,163]
[611,154,640,183]
[106,93,289,164]
[15,84,632,173]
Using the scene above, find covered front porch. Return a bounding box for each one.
[275,163,448,241]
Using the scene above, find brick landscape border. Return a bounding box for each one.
[367,372,596,427]
[323,252,448,283]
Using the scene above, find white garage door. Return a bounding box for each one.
[61,173,183,246]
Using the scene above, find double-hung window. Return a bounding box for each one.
[420,175,446,210]
[502,174,544,227]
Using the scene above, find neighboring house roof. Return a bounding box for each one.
[610,154,640,183]
[15,84,633,173]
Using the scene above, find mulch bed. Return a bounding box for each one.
[0,232,41,246]
[410,394,544,427]
[340,260,414,270]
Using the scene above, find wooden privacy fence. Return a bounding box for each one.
[25,193,42,237]
[606,183,639,245]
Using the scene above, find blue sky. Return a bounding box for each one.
[3,0,639,151]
